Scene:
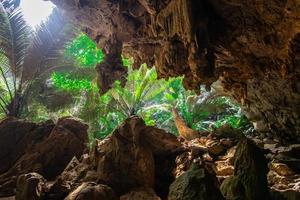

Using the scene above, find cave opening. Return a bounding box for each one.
[0,0,299,199]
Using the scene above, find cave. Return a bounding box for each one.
[0,0,300,199]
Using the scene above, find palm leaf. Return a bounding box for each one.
[22,8,78,83]
[0,5,30,96]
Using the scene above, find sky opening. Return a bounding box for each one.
[20,0,55,27]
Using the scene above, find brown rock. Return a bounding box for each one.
[270,162,295,176]
[65,182,117,200]
[0,117,88,197]
[267,170,291,190]
[16,173,46,200]
[218,146,236,164]
[169,164,224,200]
[220,138,235,148]
[0,118,54,174]
[188,138,208,155]
[174,152,193,178]
[215,160,234,177]
[172,108,199,141]
[251,138,264,148]
[94,116,181,195]
[120,188,161,200]
[220,138,269,200]
[206,140,225,156]
[45,156,91,200]
[264,143,279,153]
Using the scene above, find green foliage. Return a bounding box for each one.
[73,63,252,141]
[173,89,251,132]
[65,34,104,67]
[51,72,93,92]
[122,56,134,68]
[0,5,31,117]
[93,64,173,137]
[0,4,76,118]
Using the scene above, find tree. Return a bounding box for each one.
[0,3,76,117]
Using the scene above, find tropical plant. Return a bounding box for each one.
[0,2,76,118]
[88,64,172,138]
[105,65,169,115]
[165,83,252,132]
[65,34,104,68]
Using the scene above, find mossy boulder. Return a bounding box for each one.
[169,164,224,200]
[220,138,269,200]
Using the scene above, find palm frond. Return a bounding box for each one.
[0,7,30,75]
[22,8,78,82]
[0,53,13,97]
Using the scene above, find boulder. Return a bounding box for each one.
[15,173,46,200]
[0,118,54,174]
[0,117,88,197]
[120,188,161,200]
[169,164,224,200]
[220,138,269,200]
[220,176,244,200]
[45,156,90,200]
[65,182,117,200]
[94,116,181,195]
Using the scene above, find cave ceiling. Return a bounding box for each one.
[48,0,300,143]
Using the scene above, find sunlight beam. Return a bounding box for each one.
[20,0,55,27]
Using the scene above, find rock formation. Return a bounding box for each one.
[0,116,300,199]
[169,164,225,200]
[0,117,88,197]
[220,138,269,200]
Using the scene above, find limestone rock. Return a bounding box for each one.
[218,146,236,164]
[65,182,117,200]
[215,160,234,177]
[169,164,224,200]
[0,118,54,174]
[120,188,161,200]
[270,162,295,176]
[0,117,88,197]
[15,173,46,200]
[94,116,181,195]
[206,140,225,156]
[220,138,269,200]
[46,157,90,200]
[220,138,235,148]
[172,108,199,141]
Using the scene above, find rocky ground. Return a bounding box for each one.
[0,117,299,200]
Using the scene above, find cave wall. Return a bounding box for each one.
[49,0,300,143]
